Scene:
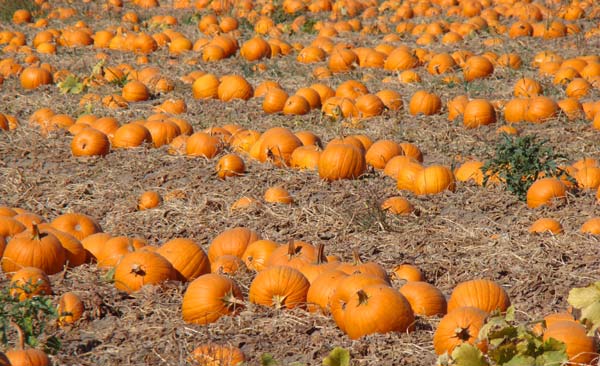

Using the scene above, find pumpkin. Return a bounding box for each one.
[581,217,600,235]
[447,279,510,313]
[6,322,50,366]
[307,270,348,314]
[529,218,563,234]
[240,36,271,61]
[185,132,221,158]
[283,95,310,115]
[39,227,87,267]
[381,196,414,215]
[447,95,469,121]
[513,77,542,97]
[328,48,358,73]
[190,344,245,366]
[9,267,52,301]
[262,88,288,114]
[396,160,425,192]
[122,80,149,102]
[50,213,102,240]
[318,143,366,181]
[256,127,303,167]
[463,99,497,128]
[156,238,210,281]
[454,160,485,185]
[96,236,144,269]
[329,273,390,332]
[113,251,176,293]
[413,165,456,195]
[182,273,244,325]
[384,48,419,71]
[336,250,389,282]
[291,145,321,170]
[211,255,244,274]
[392,264,423,282]
[365,140,403,169]
[2,225,66,275]
[242,239,278,272]
[504,98,530,123]
[138,191,161,210]
[264,187,293,204]
[575,167,600,190]
[433,306,488,355]
[409,90,442,115]
[249,265,310,309]
[376,89,404,111]
[526,96,558,123]
[297,46,326,63]
[57,292,84,325]
[192,73,220,99]
[355,94,384,118]
[216,154,245,179]
[71,128,110,157]
[526,178,567,208]
[463,55,494,81]
[20,66,53,89]
[295,88,321,109]
[266,240,317,271]
[208,227,260,262]
[399,281,447,316]
[217,75,253,102]
[112,123,152,148]
[543,321,598,365]
[343,285,415,339]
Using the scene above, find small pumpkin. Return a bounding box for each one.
[529,218,563,234]
[122,80,149,102]
[208,227,260,262]
[264,186,293,204]
[526,178,567,208]
[409,90,442,116]
[20,66,53,89]
[463,99,496,128]
[381,196,414,215]
[9,267,52,301]
[399,281,447,316]
[216,154,245,179]
[413,165,456,195]
[138,191,161,210]
[543,321,598,365]
[6,322,50,366]
[217,75,253,102]
[2,225,66,275]
[242,239,279,272]
[365,140,403,169]
[318,143,366,181]
[57,292,84,325]
[157,238,210,281]
[190,343,245,366]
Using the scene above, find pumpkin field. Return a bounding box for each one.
[2,0,600,364]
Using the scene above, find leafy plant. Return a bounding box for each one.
[482,134,569,201]
[438,307,568,366]
[301,18,318,34]
[0,282,60,353]
[57,75,86,95]
[567,281,600,334]
[259,347,350,366]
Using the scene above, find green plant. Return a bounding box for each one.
[301,18,317,34]
[438,307,568,366]
[567,281,600,334]
[482,134,569,201]
[57,75,86,94]
[0,282,60,354]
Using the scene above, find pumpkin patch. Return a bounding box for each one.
[1,0,600,363]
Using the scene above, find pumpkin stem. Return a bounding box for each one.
[272,294,287,309]
[222,291,244,310]
[130,264,146,276]
[356,289,370,305]
[315,243,327,264]
[286,240,296,260]
[454,327,472,341]
[351,249,364,265]
[9,321,25,350]
[31,223,41,240]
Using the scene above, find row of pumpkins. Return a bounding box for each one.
[0,207,596,365]
[7,102,600,210]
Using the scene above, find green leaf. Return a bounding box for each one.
[503,354,535,366]
[323,347,350,366]
[57,75,86,94]
[261,353,278,366]
[451,344,489,366]
[580,301,600,333]
[568,282,600,309]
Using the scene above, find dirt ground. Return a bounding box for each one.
[1,0,600,365]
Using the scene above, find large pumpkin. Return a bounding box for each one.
[156,238,210,281]
[1,225,66,275]
[248,265,310,309]
[208,227,260,262]
[447,279,510,313]
[182,273,244,325]
[433,306,488,355]
[113,251,176,293]
[413,165,456,195]
[526,178,567,208]
[343,285,415,339]
[318,143,366,181]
